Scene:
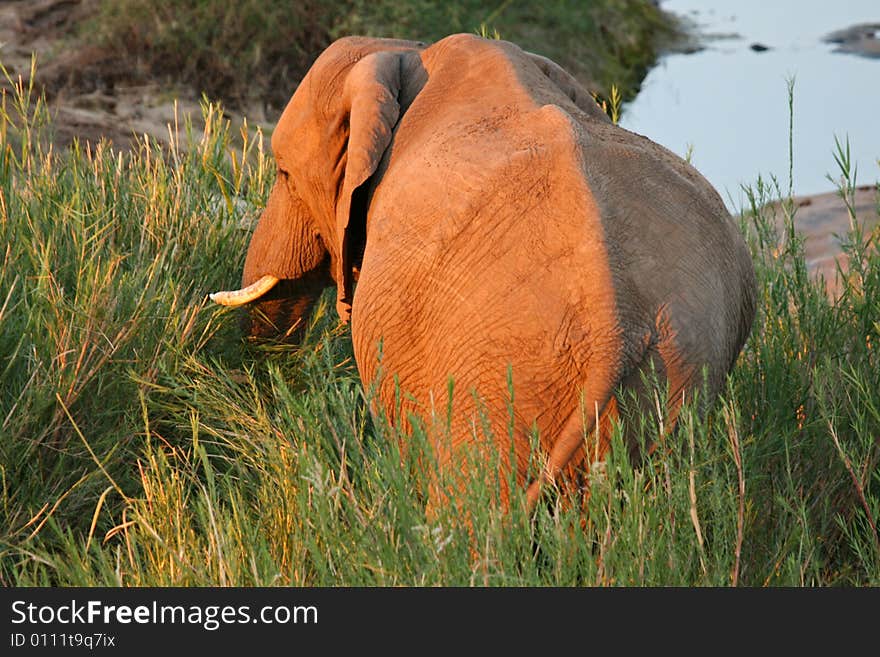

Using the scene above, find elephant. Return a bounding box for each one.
[210,33,757,512]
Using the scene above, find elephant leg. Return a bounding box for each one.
[615,346,671,460]
[424,411,518,519]
[523,330,699,510]
[525,379,617,511]
[616,326,710,463]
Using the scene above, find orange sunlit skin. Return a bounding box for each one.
[210,34,757,513]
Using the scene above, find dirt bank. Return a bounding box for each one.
[0,0,265,149]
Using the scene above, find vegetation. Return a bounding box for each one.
[85,0,677,113]
[0,0,880,586]
[1,57,879,585]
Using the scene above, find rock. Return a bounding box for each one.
[824,23,880,59]
[767,186,878,298]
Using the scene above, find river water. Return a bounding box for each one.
[620,0,880,209]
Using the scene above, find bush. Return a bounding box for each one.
[2,67,878,585]
[85,0,677,113]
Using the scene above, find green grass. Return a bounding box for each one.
[84,0,677,113]
[1,69,878,586]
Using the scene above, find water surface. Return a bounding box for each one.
[620,0,880,209]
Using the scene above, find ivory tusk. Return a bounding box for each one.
[209,274,280,306]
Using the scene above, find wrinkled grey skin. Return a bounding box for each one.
[221,34,757,511]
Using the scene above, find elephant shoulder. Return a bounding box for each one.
[532,103,583,139]
[523,53,610,125]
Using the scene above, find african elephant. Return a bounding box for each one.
[211,34,757,511]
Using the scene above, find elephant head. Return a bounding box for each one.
[210,37,426,337]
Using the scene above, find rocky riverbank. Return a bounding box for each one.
[769,185,878,297]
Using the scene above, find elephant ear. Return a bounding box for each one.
[335,51,402,322]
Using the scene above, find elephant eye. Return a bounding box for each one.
[276,168,295,192]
